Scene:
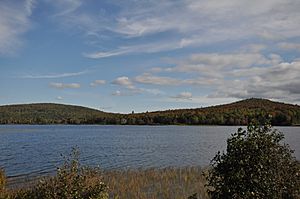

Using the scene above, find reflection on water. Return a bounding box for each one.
[0,125,299,181]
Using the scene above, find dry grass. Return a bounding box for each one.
[2,167,209,199]
[103,167,209,199]
[1,148,210,199]
[0,169,5,191]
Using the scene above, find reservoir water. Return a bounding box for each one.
[0,125,299,182]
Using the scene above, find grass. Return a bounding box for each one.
[0,148,209,199]
[1,167,209,199]
[0,169,5,191]
[103,167,209,199]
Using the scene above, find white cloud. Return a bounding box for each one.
[134,73,222,87]
[134,73,182,86]
[49,0,300,57]
[258,31,284,41]
[141,88,165,96]
[183,78,222,86]
[112,90,121,96]
[49,82,81,89]
[56,96,63,100]
[131,48,300,104]
[0,0,35,55]
[148,67,163,73]
[111,76,136,90]
[208,60,300,103]
[163,52,282,79]
[25,0,36,15]
[111,76,166,96]
[111,90,135,96]
[83,49,129,59]
[90,79,106,87]
[241,44,267,53]
[188,53,278,68]
[172,92,192,100]
[278,42,300,51]
[132,51,284,87]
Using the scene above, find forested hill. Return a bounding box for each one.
[0,103,119,124]
[126,98,300,126]
[1,98,300,125]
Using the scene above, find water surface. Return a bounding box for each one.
[0,125,299,182]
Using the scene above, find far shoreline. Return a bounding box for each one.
[1,123,299,127]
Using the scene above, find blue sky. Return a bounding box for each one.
[1,0,300,113]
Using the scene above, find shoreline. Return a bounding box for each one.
[6,165,210,187]
[0,123,299,127]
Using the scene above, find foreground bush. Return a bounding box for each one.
[9,148,108,199]
[207,123,300,199]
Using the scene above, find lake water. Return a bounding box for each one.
[0,125,299,183]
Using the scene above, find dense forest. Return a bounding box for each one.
[1,98,300,126]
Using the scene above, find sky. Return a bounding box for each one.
[1,0,300,113]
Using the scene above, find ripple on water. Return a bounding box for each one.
[0,125,299,184]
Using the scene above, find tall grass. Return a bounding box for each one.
[1,167,209,199]
[104,167,209,199]
[0,169,5,191]
[0,149,209,199]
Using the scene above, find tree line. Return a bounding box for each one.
[1,98,300,126]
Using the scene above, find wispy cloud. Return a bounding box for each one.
[83,40,184,59]
[49,82,81,89]
[21,70,90,79]
[164,52,282,78]
[0,0,35,55]
[83,49,129,59]
[90,79,106,87]
[49,0,300,58]
[134,73,221,87]
[171,92,192,100]
[278,42,300,52]
[111,90,135,96]
[50,0,82,17]
[134,73,182,86]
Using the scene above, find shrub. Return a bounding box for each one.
[207,122,300,198]
[14,148,108,199]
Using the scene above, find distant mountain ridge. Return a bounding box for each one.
[1,98,300,125]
